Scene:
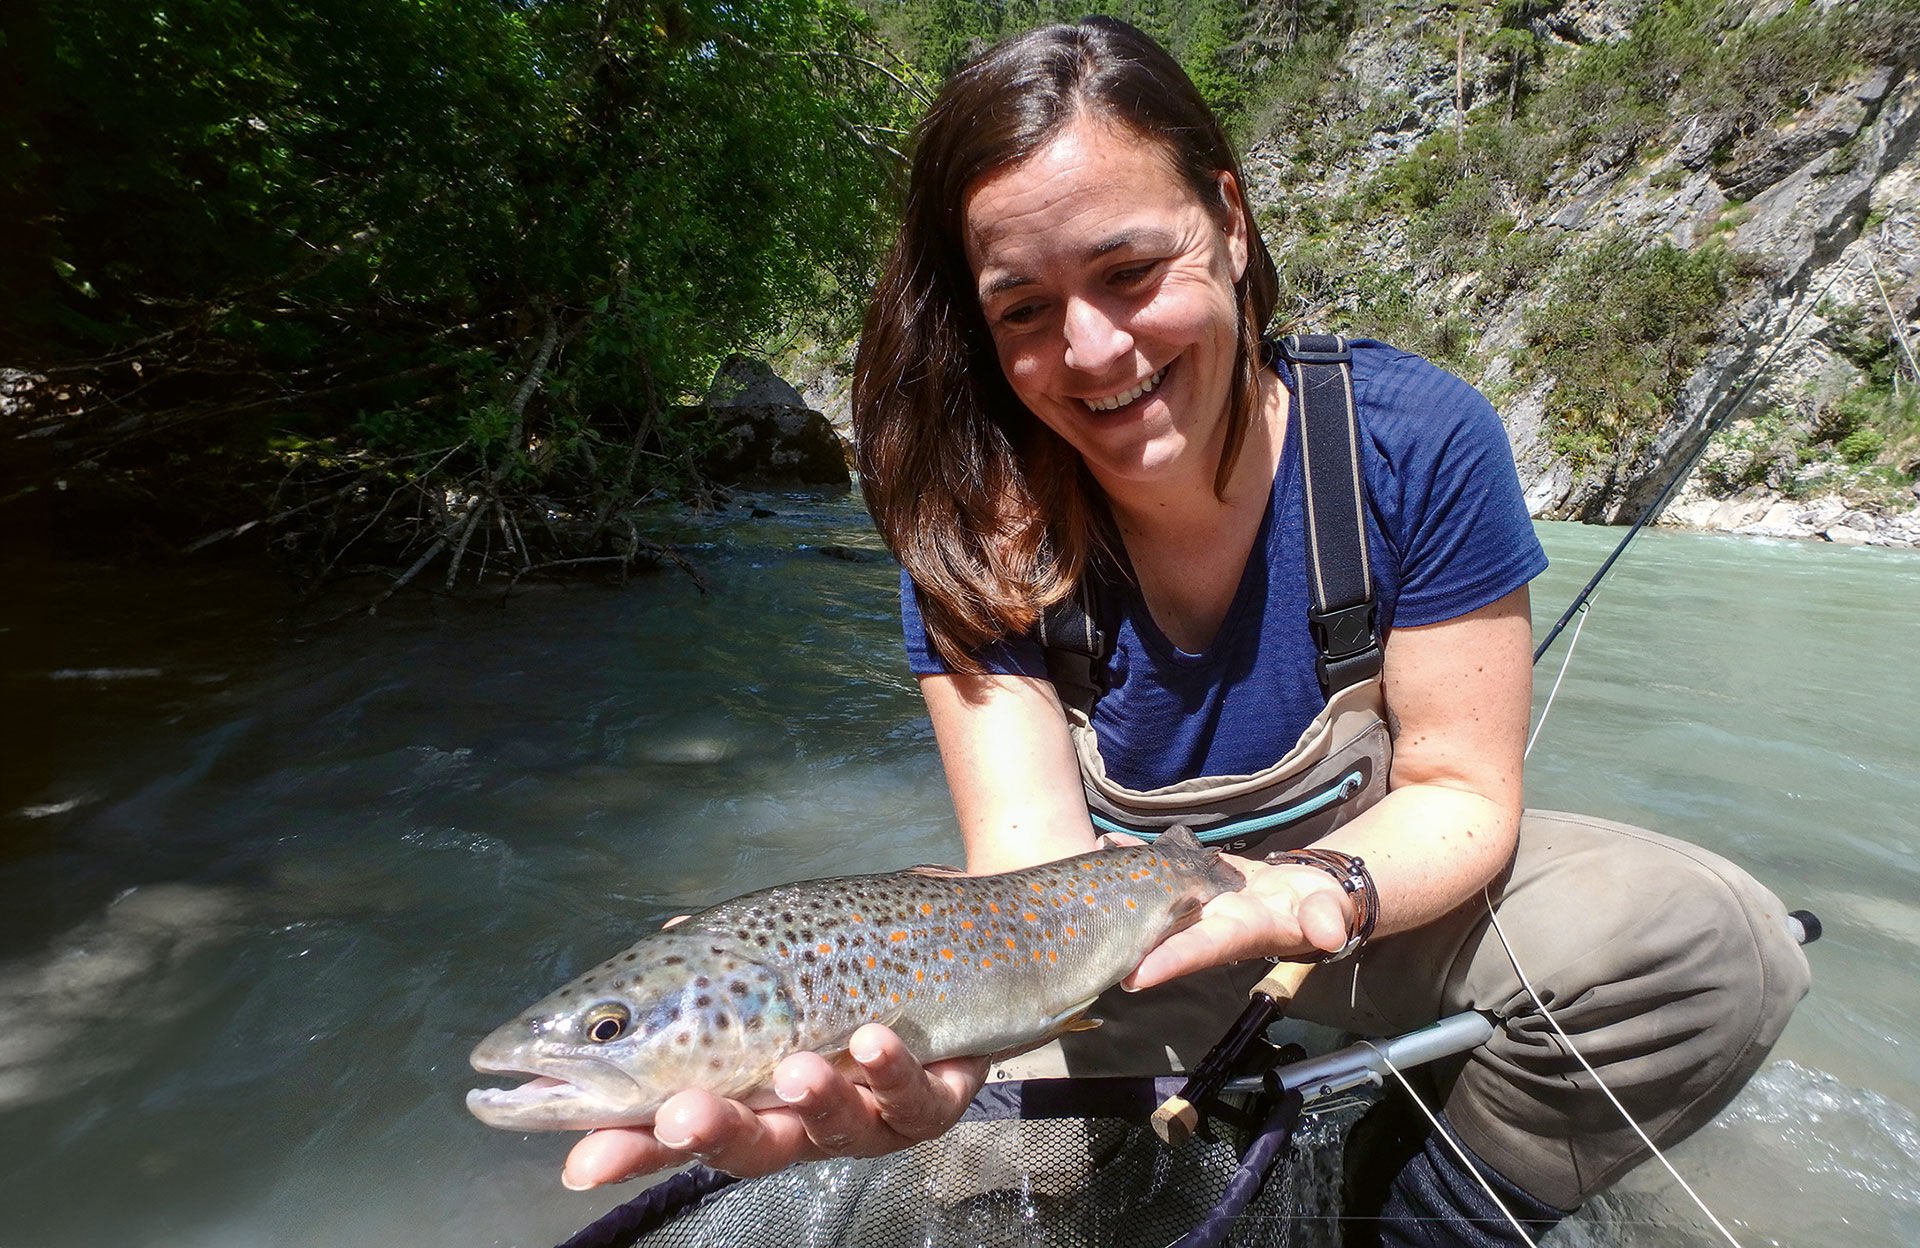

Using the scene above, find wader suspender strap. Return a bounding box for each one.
[1036,335,1381,712]
[1279,334,1383,698]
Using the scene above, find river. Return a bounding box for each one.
[2,502,1916,1247]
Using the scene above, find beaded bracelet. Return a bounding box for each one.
[1266,846,1379,962]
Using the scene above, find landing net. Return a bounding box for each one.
[559,1077,1364,1248]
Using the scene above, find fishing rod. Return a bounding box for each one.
[1535,258,1860,663]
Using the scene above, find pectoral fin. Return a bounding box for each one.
[986,998,1104,1063]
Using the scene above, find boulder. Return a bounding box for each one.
[698,356,850,493]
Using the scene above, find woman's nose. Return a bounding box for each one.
[1062,297,1133,373]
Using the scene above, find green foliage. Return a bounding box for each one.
[853,0,1342,135]
[1521,233,1732,463]
[14,0,916,561]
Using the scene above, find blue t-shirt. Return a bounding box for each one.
[900,341,1547,791]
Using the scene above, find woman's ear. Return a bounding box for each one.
[1215,170,1250,283]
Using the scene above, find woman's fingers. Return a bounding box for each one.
[556,1026,991,1189]
[849,1023,988,1142]
[562,1126,682,1191]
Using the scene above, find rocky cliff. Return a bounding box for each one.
[1241,0,1920,544]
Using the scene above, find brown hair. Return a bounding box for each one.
[852,17,1278,671]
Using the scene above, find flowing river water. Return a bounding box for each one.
[2,501,1917,1247]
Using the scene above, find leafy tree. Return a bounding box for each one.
[6,0,914,577]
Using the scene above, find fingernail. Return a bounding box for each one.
[654,1129,692,1151]
[562,1169,594,1192]
[774,1079,806,1105]
[851,1039,882,1065]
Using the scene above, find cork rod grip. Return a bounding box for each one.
[1149,959,1317,1146]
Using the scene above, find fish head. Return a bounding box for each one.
[466,933,799,1131]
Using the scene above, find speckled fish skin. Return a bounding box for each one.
[466,828,1240,1131]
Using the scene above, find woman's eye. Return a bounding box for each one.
[999,302,1042,327]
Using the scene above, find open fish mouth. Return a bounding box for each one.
[466,1052,654,1130]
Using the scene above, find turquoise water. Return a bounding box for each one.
[1,509,1915,1245]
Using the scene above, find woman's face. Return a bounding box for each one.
[962,115,1249,494]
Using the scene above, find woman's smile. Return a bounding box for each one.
[1083,366,1168,413]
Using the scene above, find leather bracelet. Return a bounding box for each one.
[1265,846,1379,962]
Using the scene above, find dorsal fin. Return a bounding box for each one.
[1157,824,1207,854]
[905,863,968,877]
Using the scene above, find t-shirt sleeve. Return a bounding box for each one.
[1357,347,1548,629]
[899,567,1053,679]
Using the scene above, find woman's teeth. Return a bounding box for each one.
[1084,368,1166,413]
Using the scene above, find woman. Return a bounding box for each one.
[564,18,1809,1245]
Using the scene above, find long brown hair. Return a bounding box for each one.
[852,17,1278,671]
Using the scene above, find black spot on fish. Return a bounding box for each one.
[667,1006,682,1023]
[624,953,638,962]
[754,934,769,947]
[746,1017,763,1032]
[729,981,749,996]
[715,1014,730,1029]
[695,995,711,1008]
[662,955,685,967]
[694,976,710,989]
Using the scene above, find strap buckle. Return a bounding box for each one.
[1280,336,1352,365]
[1309,601,1381,694]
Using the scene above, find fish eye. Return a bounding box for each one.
[584,1004,630,1044]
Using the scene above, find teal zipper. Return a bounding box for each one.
[1091,769,1366,844]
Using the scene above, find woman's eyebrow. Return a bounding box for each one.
[1089,228,1175,259]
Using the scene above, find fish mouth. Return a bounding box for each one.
[466,1047,657,1131]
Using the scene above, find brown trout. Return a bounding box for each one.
[467,827,1239,1130]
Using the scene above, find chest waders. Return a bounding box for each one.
[1034,334,1391,858]
[1023,338,1812,1227]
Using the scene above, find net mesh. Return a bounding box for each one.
[579,1085,1365,1248]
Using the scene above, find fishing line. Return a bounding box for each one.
[1525,601,1588,760]
[1365,1043,1540,1248]
[1475,259,1869,1237]
[1480,888,1748,1248]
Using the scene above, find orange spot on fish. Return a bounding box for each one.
[1047,949,1058,965]
[890,931,909,942]
[847,986,860,998]
[920,903,933,916]
[1126,898,1138,910]
[1065,925,1077,940]
[1004,937,1017,950]
[980,956,994,968]
[1083,895,1095,904]
[1023,911,1039,922]
[1030,883,1044,893]
[818,943,833,955]
[890,992,901,1005]
[850,913,864,923]
[914,969,924,982]
[866,955,877,969]
[1079,861,1095,871]
[961,919,974,930]
[988,902,1001,914]
[939,948,955,960]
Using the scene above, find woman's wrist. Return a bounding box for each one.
[1265,848,1379,961]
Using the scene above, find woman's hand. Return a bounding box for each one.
[560,1023,989,1188]
[1121,855,1354,992]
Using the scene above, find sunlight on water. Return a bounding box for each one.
[1,509,1916,1246]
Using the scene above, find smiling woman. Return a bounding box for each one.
[554,19,1813,1247]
